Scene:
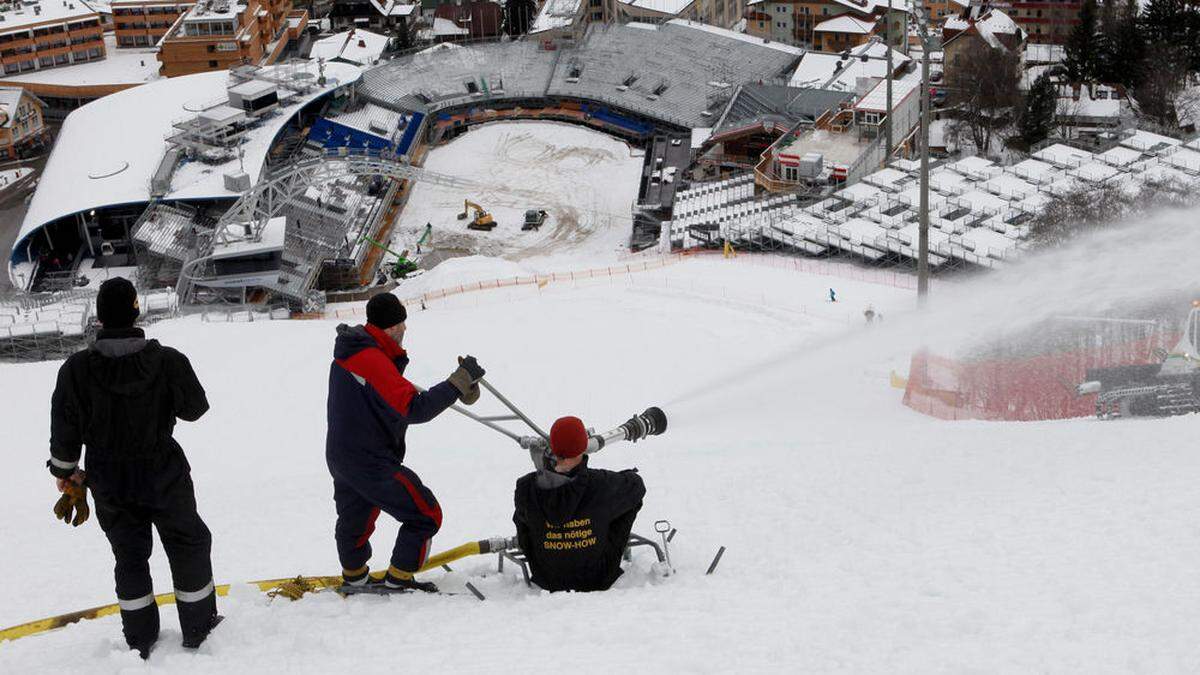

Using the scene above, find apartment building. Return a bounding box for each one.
[111,1,195,48]
[998,0,1083,44]
[0,0,105,77]
[157,0,307,77]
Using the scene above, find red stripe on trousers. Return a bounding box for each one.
[392,471,443,529]
[356,507,381,548]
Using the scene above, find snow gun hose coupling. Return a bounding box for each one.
[519,406,668,455]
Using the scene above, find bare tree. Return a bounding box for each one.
[945,42,1023,155]
[1030,178,1198,248]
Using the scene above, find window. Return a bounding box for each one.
[208,60,218,67]
[3,63,17,74]
[54,52,68,64]
[19,59,34,72]
[88,47,101,58]
[38,56,53,67]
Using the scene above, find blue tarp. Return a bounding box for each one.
[580,104,653,136]
[311,111,426,156]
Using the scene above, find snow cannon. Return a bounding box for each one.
[517,407,668,469]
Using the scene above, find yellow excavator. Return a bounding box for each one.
[458,199,497,231]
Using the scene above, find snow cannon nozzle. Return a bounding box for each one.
[620,406,667,443]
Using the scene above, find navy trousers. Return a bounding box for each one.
[331,464,442,573]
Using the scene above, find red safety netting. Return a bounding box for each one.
[903,328,1179,421]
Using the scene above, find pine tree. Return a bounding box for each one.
[1064,0,1100,82]
[1106,0,1146,89]
[1020,73,1058,146]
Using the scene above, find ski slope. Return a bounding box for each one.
[3,247,1200,671]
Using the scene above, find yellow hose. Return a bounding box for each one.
[0,539,494,643]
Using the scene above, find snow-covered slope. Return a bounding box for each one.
[3,240,1200,671]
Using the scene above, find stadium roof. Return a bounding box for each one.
[361,21,802,129]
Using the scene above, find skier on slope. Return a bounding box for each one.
[47,277,220,658]
[513,416,646,592]
[326,292,484,593]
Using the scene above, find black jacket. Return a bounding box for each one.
[513,459,646,592]
[48,328,209,490]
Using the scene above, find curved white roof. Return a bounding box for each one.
[13,61,361,258]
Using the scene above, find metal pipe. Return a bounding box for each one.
[478,376,550,440]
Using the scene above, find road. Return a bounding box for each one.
[0,154,49,293]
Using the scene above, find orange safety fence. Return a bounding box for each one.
[312,249,924,321]
[903,329,1180,421]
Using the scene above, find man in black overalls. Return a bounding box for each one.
[513,416,646,592]
[48,277,219,658]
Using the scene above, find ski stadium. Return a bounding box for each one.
[4,12,1200,672]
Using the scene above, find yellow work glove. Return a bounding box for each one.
[53,482,90,527]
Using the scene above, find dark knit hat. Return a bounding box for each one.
[550,416,589,459]
[96,277,140,329]
[366,292,406,329]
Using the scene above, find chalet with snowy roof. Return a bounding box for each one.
[744,0,906,51]
[432,0,501,40]
[309,28,388,66]
[328,0,417,40]
[942,6,1024,75]
[0,85,47,158]
[813,14,875,52]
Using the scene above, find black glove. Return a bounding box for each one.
[447,358,482,405]
[457,356,485,381]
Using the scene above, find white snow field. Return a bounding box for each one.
[4,208,1200,671]
[390,121,643,264]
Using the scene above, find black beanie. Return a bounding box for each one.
[96,277,140,329]
[366,292,406,329]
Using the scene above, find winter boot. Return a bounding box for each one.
[341,566,373,588]
[181,614,224,650]
[384,566,437,594]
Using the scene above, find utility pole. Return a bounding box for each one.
[913,2,932,301]
[885,0,893,160]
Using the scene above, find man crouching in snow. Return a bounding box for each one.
[513,417,646,592]
[326,292,484,593]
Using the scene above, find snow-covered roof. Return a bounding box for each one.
[0,86,24,128]
[620,0,694,15]
[181,0,240,22]
[853,73,921,113]
[1056,84,1121,119]
[944,9,1023,51]
[788,42,910,91]
[310,29,390,66]
[814,15,875,34]
[0,0,100,32]
[0,34,160,88]
[530,0,581,33]
[369,0,416,16]
[13,61,361,259]
[228,79,277,97]
[1024,43,1065,65]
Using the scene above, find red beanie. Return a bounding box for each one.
[550,416,588,459]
